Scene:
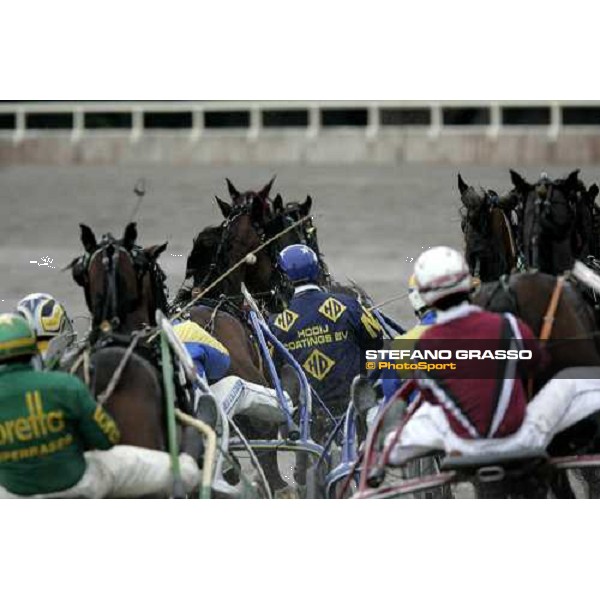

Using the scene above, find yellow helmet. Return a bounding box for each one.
[16,293,74,360]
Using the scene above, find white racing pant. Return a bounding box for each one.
[388,367,600,465]
[0,446,200,499]
[210,376,293,426]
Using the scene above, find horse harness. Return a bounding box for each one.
[72,235,168,329]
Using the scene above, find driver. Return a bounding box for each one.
[16,293,76,368]
[270,244,383,428]
[0,313,200,498]
[390,247,600,460]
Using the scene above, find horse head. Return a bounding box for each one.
[269,194,332,285]
[70,222,168,333]
[458,173,517,282]
[510,169,581,274]
[193,196,292,312]
[215,176,277,219]
[269,194,314,247]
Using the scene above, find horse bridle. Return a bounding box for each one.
[193,203,291,307]
[72,235,167,329]
[463,191,508,279]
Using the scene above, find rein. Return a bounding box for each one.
[96,332,143,405]
[170,214,312,323]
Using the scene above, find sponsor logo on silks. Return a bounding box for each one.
[360,309,383,339]
[273,309,299,333]
[303,348,336,381]
[318,297,347,324]
[0,391,65,446]
[0,434,74,463]
[93,406,121,444]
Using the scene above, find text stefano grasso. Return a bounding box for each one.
[364,349,533,361]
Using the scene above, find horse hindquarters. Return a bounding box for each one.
[91,348,166,450]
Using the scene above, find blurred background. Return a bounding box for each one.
[2,100,599,326]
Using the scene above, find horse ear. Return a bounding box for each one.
[273,193,284,213]
[79,223,97,254]
[226,178,240,200]
[565,169,581,189]
[299,195,312,217]
[457,173,469,196]
[215,196,232,218]
[123,222,138,250]
[258,176,276,200]
[510,169,529,190]
[589,184,599,202]
[251,196,264,223]
[144,242,168,260]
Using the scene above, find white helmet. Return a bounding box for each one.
[16,293,74,360]
[407,273,427,316]
[414,246,472,307]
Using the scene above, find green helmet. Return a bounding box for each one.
[0,313,37,362]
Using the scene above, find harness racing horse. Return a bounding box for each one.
[216,176,277,213]
[474,271,600,497]
[573,179,600,260]
[181,184,295,383]
[458,174,519,282]
[69,222,169,450]
[183,197,296,493]
[509,169,591,275]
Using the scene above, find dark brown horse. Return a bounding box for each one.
[474,271,600,384]
[183,198,295,492]
[70,222,169,450]
[216,176,277,215]
[458,174,519,282]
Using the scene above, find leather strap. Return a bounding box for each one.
[528,275,565,399]
[540,275,565,342]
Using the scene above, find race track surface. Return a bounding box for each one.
[2,163,590,326]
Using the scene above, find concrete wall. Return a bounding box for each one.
[2,130,600,166]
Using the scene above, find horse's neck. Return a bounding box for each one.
[123,297,155,332]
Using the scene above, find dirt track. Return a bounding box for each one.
[2,163,592,326]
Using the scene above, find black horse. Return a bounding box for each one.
[458,173,519,282]
[509,169,598,275]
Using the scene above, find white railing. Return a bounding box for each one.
[1,100,600,143]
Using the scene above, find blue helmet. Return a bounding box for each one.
[277,244,320,284]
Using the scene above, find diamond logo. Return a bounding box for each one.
[273,309,299,333]
[303,348,336,381]
[318,297,347,323]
